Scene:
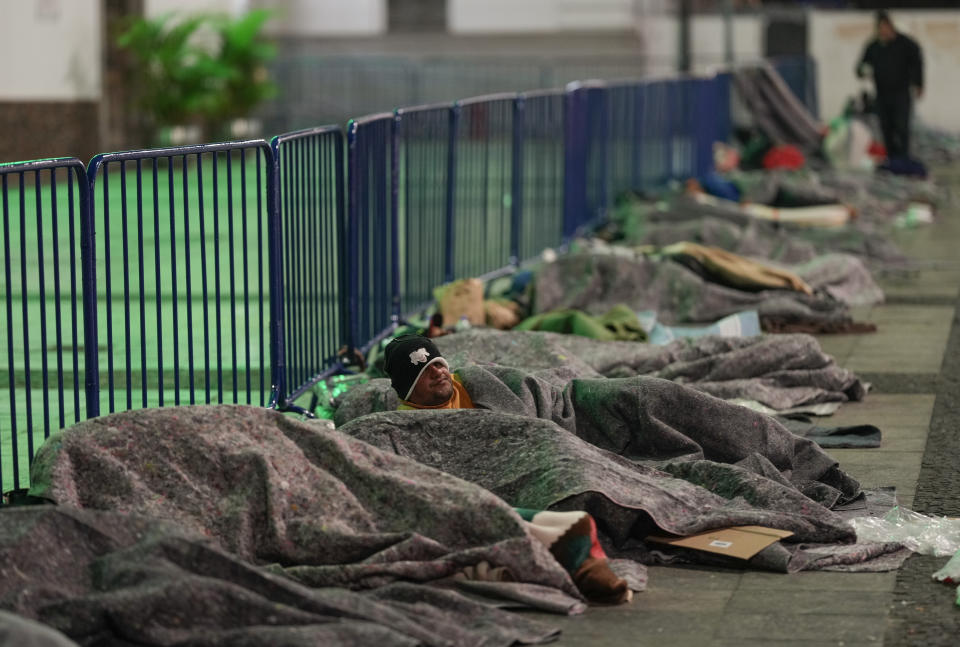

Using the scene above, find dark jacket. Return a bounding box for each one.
[857,32,923,97]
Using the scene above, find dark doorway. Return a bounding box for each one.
[388,0,446,33]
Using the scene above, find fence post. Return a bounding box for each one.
[390,112,401,325]
[694,78,716,179]
[266,146,285,408]
[563,85,585,242]
[588,85,610,226]
[632,83,646,192]
[714,72,733,148]
[345,121,360,358]
[80,163,100,418]
[335,129,348,367]
[510,96,525,267]
[444,104,459,284]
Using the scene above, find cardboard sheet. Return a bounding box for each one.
[646,526,794,560]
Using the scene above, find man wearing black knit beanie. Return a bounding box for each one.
[383,334,474,409]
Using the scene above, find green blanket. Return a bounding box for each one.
[515,304,647,342]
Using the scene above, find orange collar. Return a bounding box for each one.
[399,375,475,410]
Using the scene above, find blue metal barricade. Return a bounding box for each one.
[346,114,399,355]
[394,103,455,316]
[564,81,609,237]
[710,72,733,160]
[452,94,517,280]
[0,158,96,493]
[86,140,277,414]
[635,79,672,191]
[570,73,732,222]
[271,126,347,409]
[671,76,720,182]
[606,82,639,203]
[515,90,565,263]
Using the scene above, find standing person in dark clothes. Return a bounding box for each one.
[856,10,924,159]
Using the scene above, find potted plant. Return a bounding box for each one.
[117,9,277,147]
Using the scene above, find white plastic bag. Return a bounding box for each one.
[849,506,960,556]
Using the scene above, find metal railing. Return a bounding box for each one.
[395,103,455,316]
[453,94,518,280]
[0,158,95,492]
[86,142,277,414]
[346,114,399,355]
[4,56,829,494]
[516,90,565,262]
[271,126,346,409]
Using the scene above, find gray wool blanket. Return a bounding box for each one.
[430,329,865,414]
[531,249,871,328]
[335,365,907,572]
[16,405,586,646]
[616,195,908,268]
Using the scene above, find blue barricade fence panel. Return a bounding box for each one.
[453,94,517,280]
[86,141,276,415]
[272,126,347,407]
[516,90,565,264]
[395,103,454,317]
[0,158,94,493]
[346,114,399,354]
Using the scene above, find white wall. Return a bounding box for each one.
[257,0,386,36]
[146,0,249,16]
[636,14,764,74]
[810,9,960,132]
[449,0,634,33]
[0,0,101,101]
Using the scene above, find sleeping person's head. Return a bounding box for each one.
[384,335,453,406]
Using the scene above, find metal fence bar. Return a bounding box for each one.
[394,103,455,318]
[346,114,399,354]
[517,89,565,262]
[0,158,93,493]
[581,83,611,231]
[86,140,275,415]
[271,126,347,408]
[453,93,517,280]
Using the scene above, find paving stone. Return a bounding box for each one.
[828,451,922,497]
[724,589,891,615]
[547,609,725,646]
[645,565,742,591]
[713,642,878,647]
[881,267,960,300]
[737,571,897,592]
[714,612,885,643]
[824,394,935,428]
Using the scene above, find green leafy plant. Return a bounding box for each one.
[117,9,277,145]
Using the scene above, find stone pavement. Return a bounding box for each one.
[538,170,960,646]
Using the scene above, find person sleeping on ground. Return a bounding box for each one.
[357,334,907,574]
[384,333,632,604]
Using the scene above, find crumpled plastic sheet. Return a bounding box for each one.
[849,506,960,557]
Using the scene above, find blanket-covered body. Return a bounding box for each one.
[16,406,587,646]
[335,365,905,572]
[431,330,866,414]
[531,250,877,331]
[614,195,908,268]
